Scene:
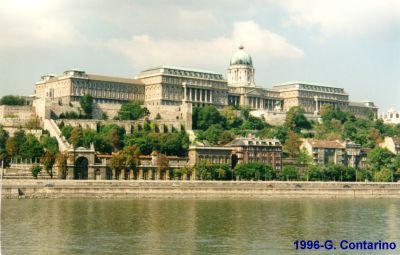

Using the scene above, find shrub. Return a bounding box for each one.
[31,163,42,178]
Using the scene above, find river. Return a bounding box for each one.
[1,198,400,254]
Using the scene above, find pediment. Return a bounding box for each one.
[244,88,266,97]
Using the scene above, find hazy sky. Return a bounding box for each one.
[0,0,399,113]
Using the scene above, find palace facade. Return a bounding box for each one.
[34,69,145,104]
[33,45,378,121]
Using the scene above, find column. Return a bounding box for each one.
[189,88,192,101]
[112,169,117,180]
[148,168,153,180]
[182,83,186,101]
[139,168,143,180]
[210,90,213,103]
[166,170,170,180]
[314,97,318,114]
[88,167,94,180]
[101,168,106,180]
[67,167,74,180]
[120,169,125,180]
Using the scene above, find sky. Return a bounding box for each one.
[0,0,399,113]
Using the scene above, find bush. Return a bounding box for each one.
[0,95,25,105]
[234,162,275,181]
[31,163,42,178]
[280,166,299,181]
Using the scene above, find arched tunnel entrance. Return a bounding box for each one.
[74,157,89,180]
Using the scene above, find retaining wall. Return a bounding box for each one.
[2,180,400,199]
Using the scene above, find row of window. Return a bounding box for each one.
[163,69,223,80]
[73,80,144,93]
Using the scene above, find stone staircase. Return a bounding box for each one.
[43,119,71,152]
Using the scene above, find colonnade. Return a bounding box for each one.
[66,166,196,181]
[183,86,213,103]
[247,96,282,110]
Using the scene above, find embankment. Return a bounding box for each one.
[2,180,400,199]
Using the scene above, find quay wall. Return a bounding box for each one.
[2,180,400,199]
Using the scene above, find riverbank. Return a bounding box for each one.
[2,180,400,199]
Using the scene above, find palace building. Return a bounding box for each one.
[32,45,378,122]
[34,69,145,105]
[137,66,228,108]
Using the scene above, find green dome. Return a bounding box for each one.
[230,45,252,66]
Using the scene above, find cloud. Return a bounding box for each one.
[277,0,400,38]
[0,0,80,48]
[108,20,304,70]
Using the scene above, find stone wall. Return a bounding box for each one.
[0,105,37,127]
[250,110,321,126]
[3,127,42,138]
[92,103,121,119]
[55,119,186,134]
[2,180,400,199]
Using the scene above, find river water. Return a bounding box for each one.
[1,198,400,255]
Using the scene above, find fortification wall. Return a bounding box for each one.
[55,119,186,134]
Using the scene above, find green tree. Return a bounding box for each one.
[342,166,356,181]
[283,131,302,158]
[6,130,27,158]
[79,94,94,118]
[160,132,188,156]
[120,145,141,173]
[108,129,123,151]
[31,163,42,178]
[304,165,324,181]
[221,106,242,128]
[69,127,84,148]
[373,168,393,182]
[0,95,25,105]
[193,105,226,130]
[391,155,400,181]
[195,162,231,180]
[93,135,113,154]
[203,124,223,145]
[156,154,170,178]
[280,166,299,181]
[323,164,341,181]
[41,136,59,154]
[109,153,123,179]
[19,134,44,160]
[241,116,265,130]
[284,106,311,132]
[219,131,234,145]
[240,105,251,120]
[367,147,394,171]
[40,150,56,179]
[234,162,275,181]
[6,137,19,157]
[320,104,352,124]
[297,148,312,165]
[56,152,68,179]
[61,125,74,140]
[117,101,147,120]
[0,127,10,150]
